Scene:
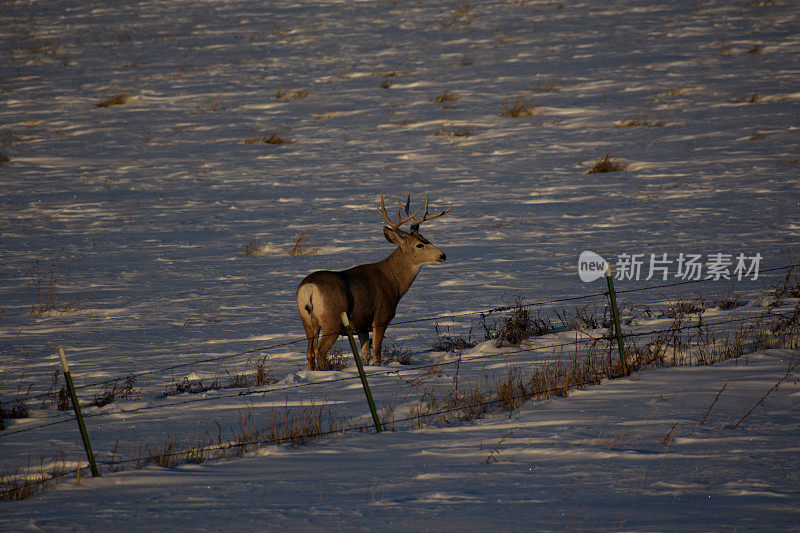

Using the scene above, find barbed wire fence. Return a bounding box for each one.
[2,262,799,499]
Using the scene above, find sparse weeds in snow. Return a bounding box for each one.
[91,375,140,408]
[287,227,319,256]
[773,264,800,299]
[712,291,740,310]
[484,428,515,465]
[495,301,555,347]
[586,154,628,174]
[39,370,69,411]
[136,431,215,468]
[262,402,344,447]
[442,0,476,28]
[29,261,83,317]
[383,342,413,365]
[411,344,625,428]
[658,298,705,319]
[0,396,29,427]
[0,455,70,501]
[194,93,225,113]
[242,227,318,257]
[431,322,477,352]
[614,107,664,128]
[501,95,538,117]
[182,303,222,326]
[241,239,273,256]
[433,125,474,138]
[162,355,276,398]
[554,304,610,332]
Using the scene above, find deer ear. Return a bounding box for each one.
[383,226,405,245]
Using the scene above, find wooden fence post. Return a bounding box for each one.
[340,313,382,433]
[57,347,100,477]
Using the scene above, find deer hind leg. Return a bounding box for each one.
[302,321,320,371]
[313,316,341,370]
[357,331,371,363]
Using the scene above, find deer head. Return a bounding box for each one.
[378,193,451,266]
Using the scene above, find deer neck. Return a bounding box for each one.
[379,248,421,297]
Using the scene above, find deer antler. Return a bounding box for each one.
[395,193,452,232]
[378,194,420,231]
[410,196,452,229]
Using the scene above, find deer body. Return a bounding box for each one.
[297,196,449,370]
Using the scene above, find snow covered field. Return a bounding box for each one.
[1,0,799,530]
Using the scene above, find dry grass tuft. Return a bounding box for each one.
[91,375,140,407]
[586,154,627,174]
[659,298,705,319]
[240,133,292,145]
[501,95,537,117]
[495,303,555,347]
[276,88,309,101]
[287,228,319,256]
[95,92,132,107]
[431,323,477,352]
[241,240,272,256]
[434,90,460,103]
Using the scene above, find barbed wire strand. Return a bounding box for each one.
[12,262,797,405]
[2,305,792,440]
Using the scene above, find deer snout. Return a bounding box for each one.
[436,252,446,263]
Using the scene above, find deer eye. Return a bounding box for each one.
[416,243,424,249]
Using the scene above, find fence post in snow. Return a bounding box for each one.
[604,268,627,375]
[340,313,383,433]
[57,346,101,477]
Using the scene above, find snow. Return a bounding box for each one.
[1,0,799,530]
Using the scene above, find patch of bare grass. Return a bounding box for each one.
[501,95,537,117]
[586,154,627,174]
[240,133,292,145]
[94,92,132,108]
[276,88,309,101]
[434,90,460,104]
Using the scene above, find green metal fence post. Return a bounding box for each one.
[58,346,100,477]
[340,313,382,433]
[604,267,627,375]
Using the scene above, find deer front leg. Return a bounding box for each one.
[371,324,386,366]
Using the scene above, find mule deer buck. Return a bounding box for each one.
[296,194,451,370]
